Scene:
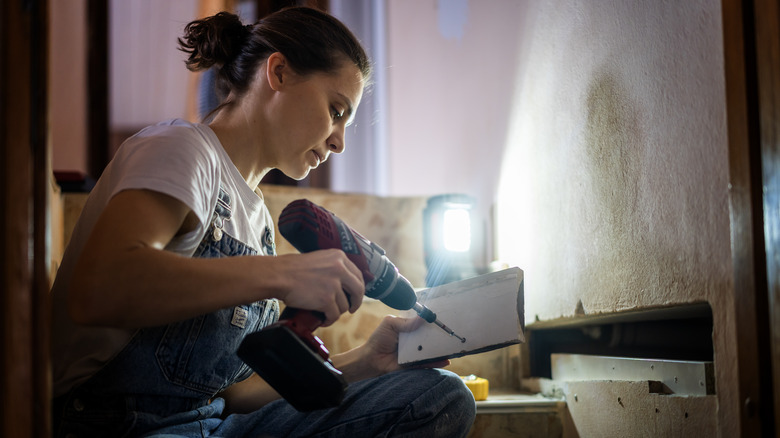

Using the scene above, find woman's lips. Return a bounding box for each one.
[311,149,328,167]
[311,150,324,167]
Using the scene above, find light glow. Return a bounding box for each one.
[442,208,471,252]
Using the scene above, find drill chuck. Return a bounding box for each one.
[412,302,437,323]
[361,259,417,310]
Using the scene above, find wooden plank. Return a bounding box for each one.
[551,354,714,396]
[563,380,717,438]
[1,0,50,435]
[722,0,775,435]
[1,0,44,436]
[30,1,50,436]
[752,0,780,432]
[398,267,524,365]
[1,0,34,434]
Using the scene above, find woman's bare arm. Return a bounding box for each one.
[69,189,365,329]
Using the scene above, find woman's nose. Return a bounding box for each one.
[328,128,346,154]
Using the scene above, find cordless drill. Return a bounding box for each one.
[237,199,464,412]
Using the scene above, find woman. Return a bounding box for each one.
[50,7,476,437]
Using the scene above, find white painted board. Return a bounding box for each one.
[398,267,525,365]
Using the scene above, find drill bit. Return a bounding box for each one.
[432,318,467,343]
[412,302,467,343]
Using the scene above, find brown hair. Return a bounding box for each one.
[178,7,371,104]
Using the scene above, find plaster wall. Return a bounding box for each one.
[492,0,738,434]
[384,0,529,253]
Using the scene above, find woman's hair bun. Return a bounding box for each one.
[178,12,251,71]
[179,7,370,116]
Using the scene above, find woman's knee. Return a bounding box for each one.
[436,369,477,417]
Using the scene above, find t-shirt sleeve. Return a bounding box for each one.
[106,124,220,235]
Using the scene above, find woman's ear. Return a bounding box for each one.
[265,52,287,91]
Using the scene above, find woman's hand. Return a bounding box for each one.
[274,249,365,326]
[333,315,450,383]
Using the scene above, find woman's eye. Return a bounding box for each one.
[331,107,344,121]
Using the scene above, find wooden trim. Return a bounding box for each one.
[0,0,34,434]
[1,0,50,437]
[722,0,775,435]
[753,0,780,433]
[32,0,51,435]
[30,1,51,436]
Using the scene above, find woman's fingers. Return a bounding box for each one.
[283,249,365,325]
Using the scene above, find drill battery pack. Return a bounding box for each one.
[237,318,347,412]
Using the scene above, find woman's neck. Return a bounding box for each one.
[208,106,272,190]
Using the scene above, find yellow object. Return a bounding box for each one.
[460,375,489,401]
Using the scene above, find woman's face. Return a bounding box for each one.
[266,60,365,180]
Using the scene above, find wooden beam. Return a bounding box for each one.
[721,0,775,435]
[0,0,50,436]
[563,381,717,437]
[0,0,34,433]
[753,0,780,433]
[31,0,51,434]
[398,268,524,365]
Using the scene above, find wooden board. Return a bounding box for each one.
[563,380,717,437]
[398,267,525,365]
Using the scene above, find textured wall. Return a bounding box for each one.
[496,0,730,319]
[493,0,738,434]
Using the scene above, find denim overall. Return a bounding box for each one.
[54,187,280,437]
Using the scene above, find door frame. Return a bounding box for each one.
[1,0,50,437]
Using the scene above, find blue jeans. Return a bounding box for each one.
[53,187,476,437]
[140,368,475,438]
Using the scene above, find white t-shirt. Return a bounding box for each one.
[50,119,275,397]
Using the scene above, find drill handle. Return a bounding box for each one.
[277,307,331,360]
[279,306,325,330]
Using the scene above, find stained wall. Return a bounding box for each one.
[490,1,737,434]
